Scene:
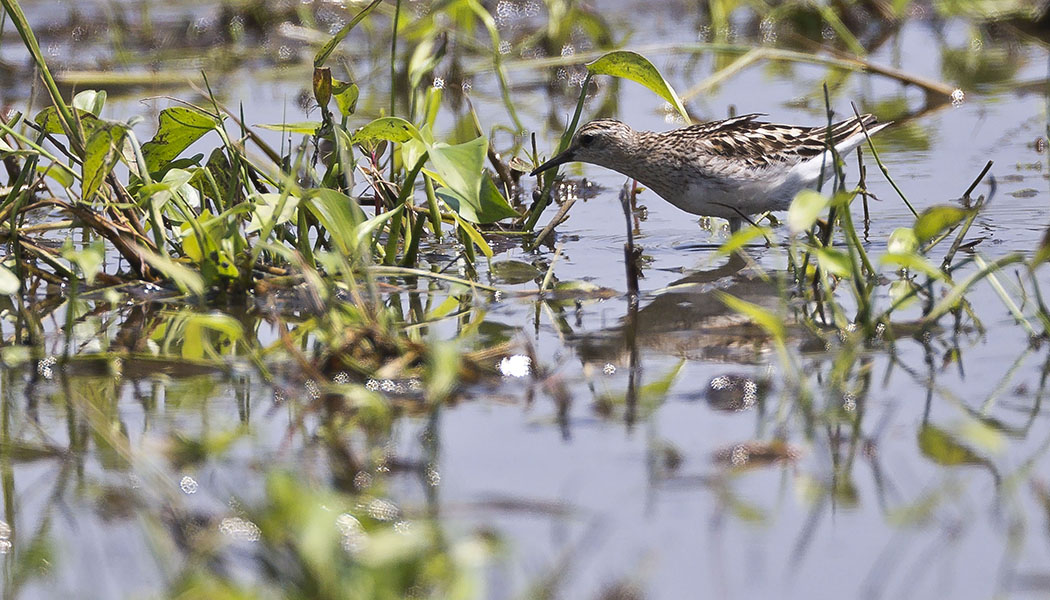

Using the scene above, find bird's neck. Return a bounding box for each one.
[599,130,672,190]
[598,129,658,177]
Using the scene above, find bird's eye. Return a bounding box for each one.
[579,133,595,146]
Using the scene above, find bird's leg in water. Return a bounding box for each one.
[620,178,641,300]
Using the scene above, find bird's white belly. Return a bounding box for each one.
[650,157,830,219]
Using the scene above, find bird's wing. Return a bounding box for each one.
[682,114,880,170]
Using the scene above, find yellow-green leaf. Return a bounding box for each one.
[914,205,969,243]
[352,117,421,145]
[586,51,689,121]
[788,189,830,234]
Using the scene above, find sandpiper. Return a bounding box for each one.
[531,113,889,232]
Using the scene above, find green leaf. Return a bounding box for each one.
[352,117,422,145]
[256,121,322,135]
[450,212,493,258]
[333,81,360,117]
[305,189,367,255]
[141,107,221,174]
[435,173,518,224]
[491,260,541,284]
[33,106,99,135]
[887,227,919,255]
[428,136,518,223]
[717,292,785,342]
[247,192,300,234]
[880,252,947,280]
[81,122,128,201]
[0,265,19,294]
[918,424,985,466]
[429,136,487,201]
[61,238,105,285]
[182,313,244,360]
[72,90,106,116]
[314,0,383,67]
[138,249,205,295]
[717,226,771,255]
[788,189,830,234]
[815,247,852,278]
[586,51,689,121]
[914,205,969,243]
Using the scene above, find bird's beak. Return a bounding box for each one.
[530,149,574,176]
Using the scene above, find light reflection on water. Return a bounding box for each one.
[1,0,1050,599]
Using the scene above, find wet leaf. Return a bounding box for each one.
[788,189,829,233]
[888,279,919,310]
[141,107,221,174]
[450,212,494,258]
[586,51,689,121]
[918,424,985,466]
[352,117,422,145]
[914,205,969,242]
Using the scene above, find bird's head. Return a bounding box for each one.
[530,119,636,175]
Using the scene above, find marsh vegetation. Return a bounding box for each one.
[0,0,1050,598]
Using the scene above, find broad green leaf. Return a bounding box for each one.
[256,121,322,135]
[717,292,785,342]
[0,265,19,294]
[247,192,300,234]
[141,107,221,174]
[815,247,852,278]
[352,117,422,145]
[435,173,518,224]
[82,122,128,201]
[333,81,359,117]
[586,51,689,121]
[914,205,969,242]
[788,189,830,233]
[887,227,919,254]
[918,424,985,466]
[72,90,106,116]
[33,106,99,135]
[314,0,383,67]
